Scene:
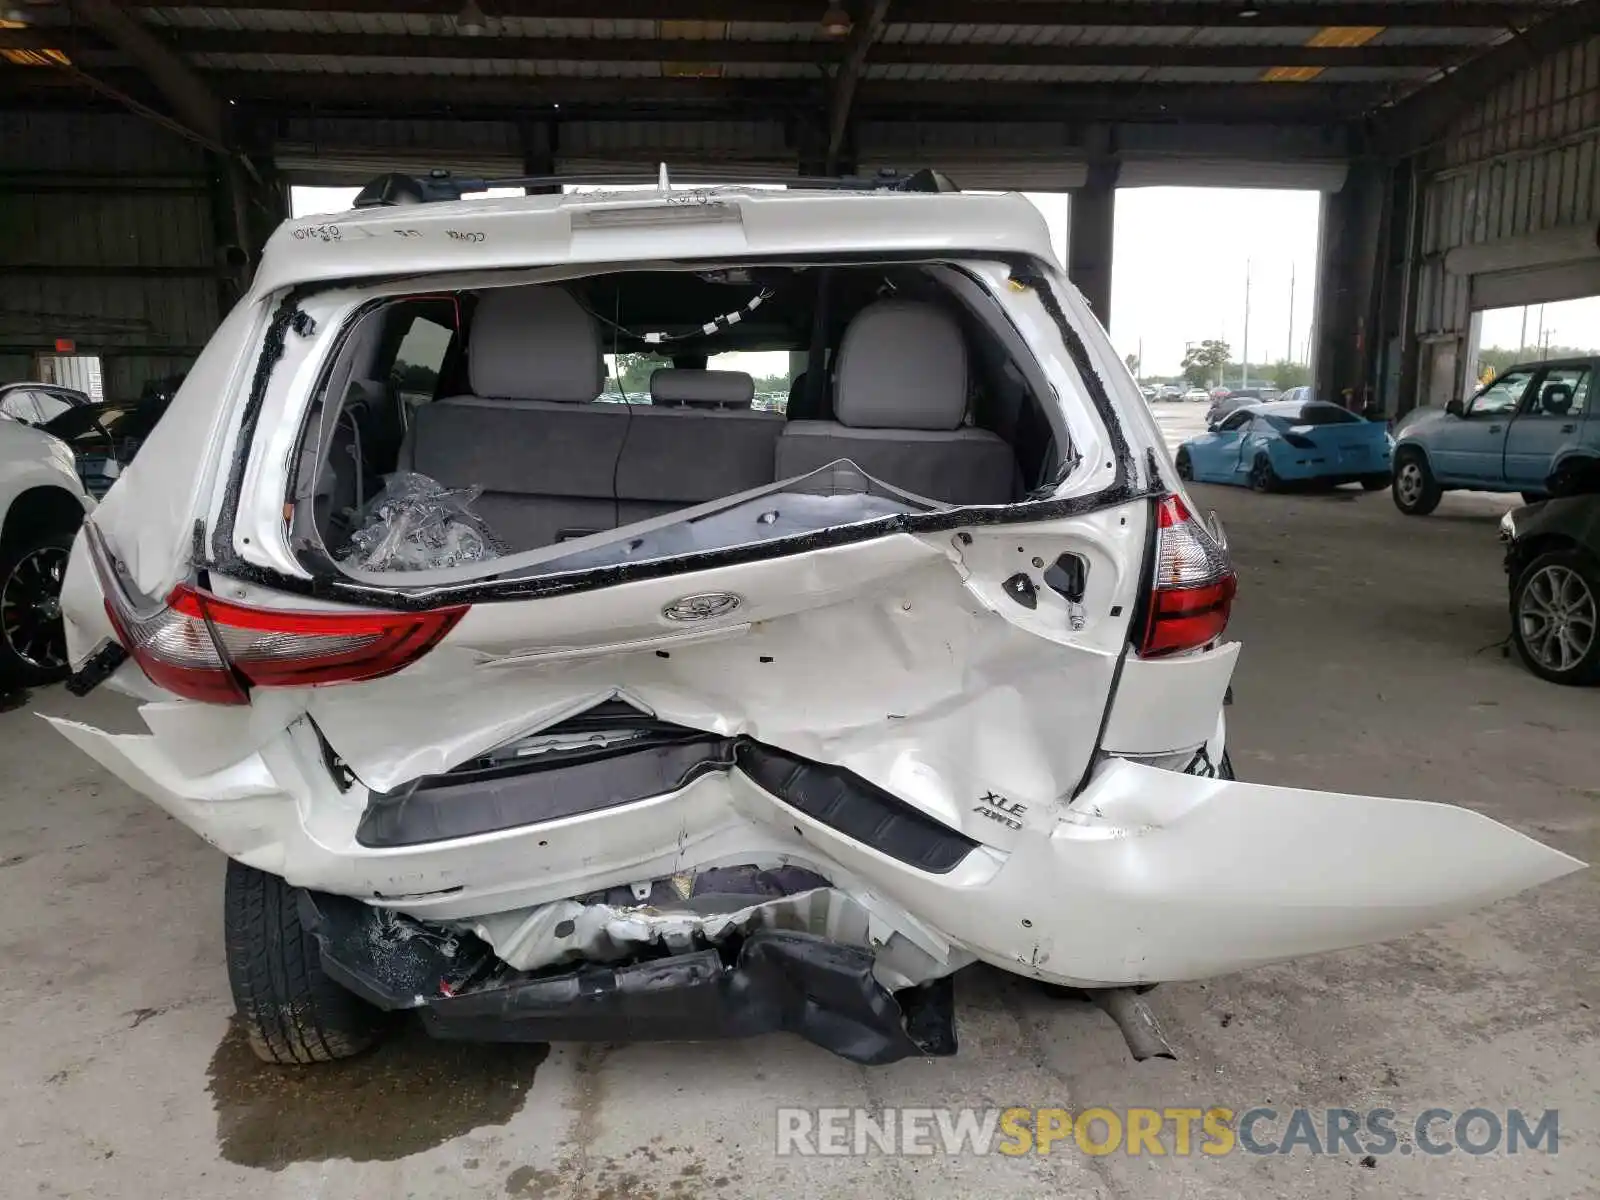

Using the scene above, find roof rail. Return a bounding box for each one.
[351,164,960,208]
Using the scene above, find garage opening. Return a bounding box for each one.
[1111,187,1321,400]
[1472,296,1600,387]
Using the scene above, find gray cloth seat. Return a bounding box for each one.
[774,300,1017,505]
[615,368,783,524]
[407,288,785,550]
[409,285,624,548]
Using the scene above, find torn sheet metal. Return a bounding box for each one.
[47,705,1585,987]
[302,504,1145,846]
[464,874,972,991]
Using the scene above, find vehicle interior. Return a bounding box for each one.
[291,263,1069,570]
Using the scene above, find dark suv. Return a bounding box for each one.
[1205,387,1278,427]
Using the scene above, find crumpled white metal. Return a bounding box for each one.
[465,885,971,992]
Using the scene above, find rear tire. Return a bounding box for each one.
[224,859,387,1064]
[1249,454,1278,493]
[0,527,75,691]
[1522,491,1547,505]
[1175,448,1194,481]
[1392,450,1442,516]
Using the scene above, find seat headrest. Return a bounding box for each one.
[649,368,755,409]
[834,300,968,430]
[468,285,603,403]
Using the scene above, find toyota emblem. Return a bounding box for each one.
[661,592,742,622]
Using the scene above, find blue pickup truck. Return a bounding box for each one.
[1392,358,1598,515]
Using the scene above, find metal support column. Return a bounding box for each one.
[1067,162,1117,327]
[1312,162,1387,412]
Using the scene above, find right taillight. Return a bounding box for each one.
[86,524,466,704]
[1139,494,1237,658]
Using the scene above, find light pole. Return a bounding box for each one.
[1241,258,1252,389]
[1286,262,1295,366]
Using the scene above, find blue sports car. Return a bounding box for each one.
[1176,399,1394,492]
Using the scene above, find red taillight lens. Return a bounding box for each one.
[88,525,467,704]
[1140,494,1237,658]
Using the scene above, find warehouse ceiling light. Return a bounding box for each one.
[456,0,488,37]
[821,4,853,37]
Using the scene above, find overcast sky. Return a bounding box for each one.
[293,184,1600,377]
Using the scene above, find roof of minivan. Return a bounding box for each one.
[254,187,1059,296]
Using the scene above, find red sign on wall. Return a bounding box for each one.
[54,338,75,353]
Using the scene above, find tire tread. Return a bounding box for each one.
[224,860,381,1064]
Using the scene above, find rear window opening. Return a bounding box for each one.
[287,261,1073,580]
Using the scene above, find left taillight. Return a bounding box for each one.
[87,526,465,704]
[1139,494,1237,658]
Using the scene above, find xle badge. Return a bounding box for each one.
[973,791,1027,831]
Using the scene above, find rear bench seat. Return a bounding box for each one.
[775,300,1018,505]
[618,368,783,526]
[408,285,781,550]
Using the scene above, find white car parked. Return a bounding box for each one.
[47,174,1582,1067]
[0,416,91,693]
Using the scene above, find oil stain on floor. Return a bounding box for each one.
[208,1018,548,1170]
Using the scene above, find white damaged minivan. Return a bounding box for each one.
[46,172,1582,1066]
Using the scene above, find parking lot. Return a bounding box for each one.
[2,411,1596,1200]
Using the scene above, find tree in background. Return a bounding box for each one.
[1124,352,1141,378]
[1181,339,1231,387]
[391,360,439,395]
[605,352,668,397]
[1477,345,1593,380]
[1266,360,1310,390]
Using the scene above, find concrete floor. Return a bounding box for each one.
[3,411,1597,1199]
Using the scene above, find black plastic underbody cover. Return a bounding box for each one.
[298,890,944,1064]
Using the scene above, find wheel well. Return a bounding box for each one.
[1508,533,1590,582]
[1394,442,1428,467]
[1,487,85,558]
[1548,454,1600,490]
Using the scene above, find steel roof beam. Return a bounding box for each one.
[1373,0,1600,155]
[115,0,1568,28]
[10,28,1480,69]
[60,0,228,147]
[826,0,892,172]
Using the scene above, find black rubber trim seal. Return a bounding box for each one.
[200,252,1158,610]
[342,726,977,872]
[356,736,729,848]
[734,741,979,874]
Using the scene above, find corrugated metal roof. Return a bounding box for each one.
[882,24,1192,47]
[866,62,1150,84]
[194,53,687,78]
[61,1,1597,121]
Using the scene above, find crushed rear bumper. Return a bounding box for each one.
[299,889,954,1065]
[44,711,1583,990]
